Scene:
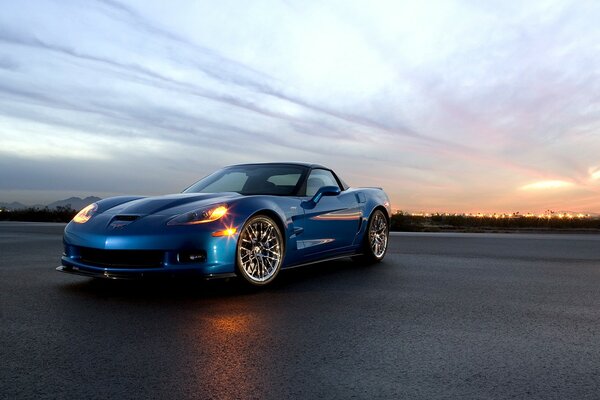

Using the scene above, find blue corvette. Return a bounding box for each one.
[57,163,391,286]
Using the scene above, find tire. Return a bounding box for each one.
[236,215,284,286]
[354,209,389,264]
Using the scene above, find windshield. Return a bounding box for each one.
[184,165,309,196]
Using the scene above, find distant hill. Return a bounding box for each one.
[0,196,102,211]
[0,201,29,210]
[46,196,102,211]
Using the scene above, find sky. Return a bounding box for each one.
[1,0,599,213]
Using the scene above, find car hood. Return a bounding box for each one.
[103,192,241,216]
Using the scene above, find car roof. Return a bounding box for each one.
[226,162,329,169]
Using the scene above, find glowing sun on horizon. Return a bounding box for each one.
[521,180,574,191]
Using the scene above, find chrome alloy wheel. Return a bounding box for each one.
[369,210,388,259]
[237,216,283,285]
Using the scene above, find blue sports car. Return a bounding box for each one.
[57,163,391,286]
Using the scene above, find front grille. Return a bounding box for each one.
[78,247,164,269]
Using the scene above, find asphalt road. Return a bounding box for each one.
[2,222,600,399]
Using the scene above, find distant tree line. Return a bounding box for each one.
[1,206,599,231]
[390,212,600,232]
[0,206,78,223]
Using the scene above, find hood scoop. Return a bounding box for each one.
[109,215,140,229]
[113,215,139,221]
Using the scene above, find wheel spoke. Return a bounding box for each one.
[239,218,282,283]
[369,212,388,258]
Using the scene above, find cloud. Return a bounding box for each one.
[0,0,599,212]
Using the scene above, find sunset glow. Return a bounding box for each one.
[520,181,574,191]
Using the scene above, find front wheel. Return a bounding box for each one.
[236,215,284,286]
[354,209,389,264]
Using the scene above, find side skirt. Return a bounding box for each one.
[283,252,361,270]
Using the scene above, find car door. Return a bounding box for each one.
[298,169,361,256]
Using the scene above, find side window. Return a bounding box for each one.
[267,174,302,186]
[305,169,340,197]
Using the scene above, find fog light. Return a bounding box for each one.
[212,228,237,237]
[177,252,206,263]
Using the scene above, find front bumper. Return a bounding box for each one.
[61,219,241,278]
[56,262,237,280]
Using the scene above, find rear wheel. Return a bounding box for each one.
[355,209,389,264]
[236,215,284,286]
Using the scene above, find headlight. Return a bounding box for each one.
[72,203,98,224]
[167,205,228,226]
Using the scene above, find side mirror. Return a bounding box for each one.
[302,185,341,208]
